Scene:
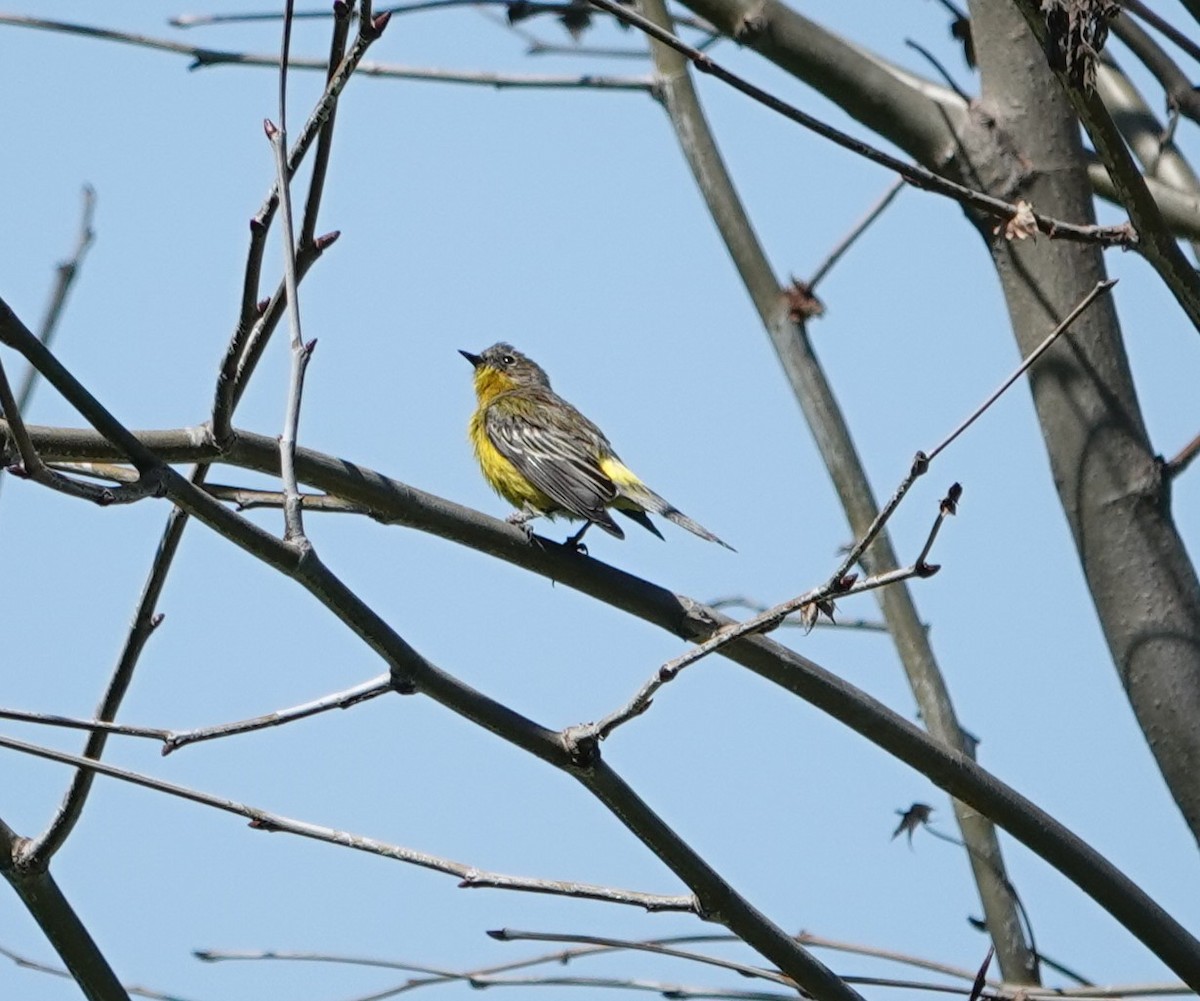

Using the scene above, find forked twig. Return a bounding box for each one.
[0,354,158,505]
[268,2,313,544]
[0,732,697,913]
[566,280,1115,746]
[581,0,1133,247]
[0,674,393,754]
[830,278,1116,587]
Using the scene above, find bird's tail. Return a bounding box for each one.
[618,481,735,551]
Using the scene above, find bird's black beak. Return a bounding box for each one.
[459,349,482,368]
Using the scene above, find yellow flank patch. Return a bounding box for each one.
[468,408,557,513]
[599,455,641,488]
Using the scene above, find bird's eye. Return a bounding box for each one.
[501,354,515,366]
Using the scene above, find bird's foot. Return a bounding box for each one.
[563,522,591,554]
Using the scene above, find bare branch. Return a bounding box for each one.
[488,929,791,986]
[0,674,392,754]
[1011,0,1200,335]
[1111,13,1200,127]
[205,482,370,513]
[0,817,130,1001]
[0,945,193,1001]
[806,178,905,291]
[0,731,699,913]
[0,707,168,742]
[708,597,897,632]
[563,528,955,746]
[1164,432,1200,480]
[929,280,1118,462]
[162,674,393,753]
[0,185,96,502]
[1122,0,1200,66]
[16,185,96,415]
[0,301,866,1001]
[1,400,1198,984]
[266,5,313,544]
[0,353,159,505]
[830,279,1115,590]
[583,0,1132,247]
[212,6,388,442]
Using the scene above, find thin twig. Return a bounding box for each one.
[1111,14,1200,126]
[1,412,1199,985]
[807,178,905,290]
[300,1,352,249]
[162,674,393,752]
[0,186,96,502]
[0,945,196,998]
[1012,0,1200,336]
[926,279,1118,463]
[172,0,718,29]
[22,8,371,870]
[488,930,790,986]
[205,482,370,513]
[1164,432,1200,479]
[269,3,312,544]
[563,494,956,746]
[829,279,1115,589]
[708,597,896,632]
[1122,0,1200,66]
[0,731,698,912]
[213,3,384,441]
[16,185,96,415]
[565,281,1113,747]
[579,0,1132,247]
[0,354,157,505]
[0,945,192,1001]
[0,674,393,753]
[0,708,168,741]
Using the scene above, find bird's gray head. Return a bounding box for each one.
[458,342,552,389]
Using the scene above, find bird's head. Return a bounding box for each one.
[459,343,551,400]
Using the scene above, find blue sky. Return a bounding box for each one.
[2,1,1199,999]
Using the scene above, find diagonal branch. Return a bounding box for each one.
[23,5,373,870]
[0,817,129,1001]
[585,0,1130,248]
[0,733,697,914]
[0,185,96,504]
[0,297,864,1001]
[631,0,1043,981]
[4,413,1200,986]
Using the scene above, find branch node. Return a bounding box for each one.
[559,724,602,768]
[389,667,418,695]
[734,2,767,40]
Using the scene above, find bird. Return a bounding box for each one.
[460,342,733,550]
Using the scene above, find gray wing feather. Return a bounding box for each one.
[485,394,623,536]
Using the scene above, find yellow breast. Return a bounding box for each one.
[467,404,558,514]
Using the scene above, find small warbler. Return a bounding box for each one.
[461,342,733,549]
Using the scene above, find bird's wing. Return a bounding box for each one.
[484,393,622,534]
